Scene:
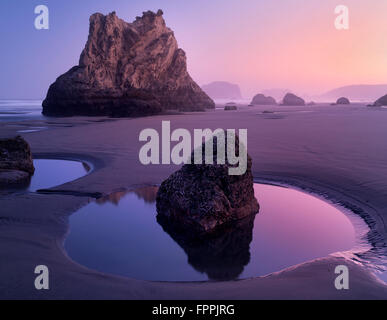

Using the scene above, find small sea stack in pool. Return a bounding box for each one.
[281,93,305,106]
[373,94,387,106]
[336,97,350,105]
[0,136,35,187]
[250,94,277,106]
[156,135,259,235]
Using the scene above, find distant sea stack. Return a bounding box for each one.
[224,103,237,111]
[201,82,243,100]
[373,94,387,106]
[336,97,350,105]
[320,85,387,102]
[250,94,277,106]
[42,10,214,117]
[282,93,305,106]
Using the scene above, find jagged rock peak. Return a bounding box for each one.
[42,10,214,117]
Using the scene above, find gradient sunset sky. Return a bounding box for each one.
[1,0,387,99]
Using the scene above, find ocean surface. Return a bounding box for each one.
[0,100,44,122]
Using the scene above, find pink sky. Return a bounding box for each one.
[170,0,387,97]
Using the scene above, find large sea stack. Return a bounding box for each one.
[42,10,214,117]
[156,135,259,235]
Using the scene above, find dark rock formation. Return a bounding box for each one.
[156,135,259,235]
[202,82,243,100]
[224,104,237,110]
[336,97,350,105]
[0,170,31,188]
[42,10,214,117]
[373,94,387,106]
[0,136,34,187]
[0,136,34,174]
[250,94,277,105]
[282,93,305,106]
[157,212,255,280]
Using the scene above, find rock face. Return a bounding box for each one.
[201,82,243,100]
[336,97,350,105]
[156,135,259,235]
[250,94,277,105]
[0,136,34,187]
[373,94,387,106]
[42,10,214,117]
[282,93,305,106]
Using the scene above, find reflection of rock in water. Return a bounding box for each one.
[132,186,158,204]
[96,186,158,205]
[96,191,128,205]
[157,213,256,281]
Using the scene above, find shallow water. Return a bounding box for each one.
[17,126,47,133]
[0,100,44,122]
[28,159,89,191]
[64,184,370,281]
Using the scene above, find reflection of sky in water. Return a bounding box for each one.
[28,160,89,192]
[0,100,44,121]
[65,184,370,282]
[17,127,47,133]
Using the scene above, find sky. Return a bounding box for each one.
[1,0,387,99]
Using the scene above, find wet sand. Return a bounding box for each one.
[0,103,386,299]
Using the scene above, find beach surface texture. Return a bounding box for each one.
[0,102,386,299]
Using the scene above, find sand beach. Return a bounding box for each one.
[0,103,386,299]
